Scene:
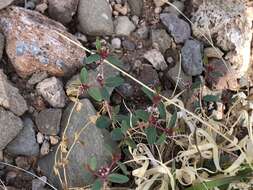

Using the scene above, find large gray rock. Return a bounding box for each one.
[0,7,86,78]
[35,108,62,135]
[38,99,117,188]
[160,13,191,43]
[78,0,114,35]
[0,0,13,9]
[127,0,143,16]
[143,49,167,71]
[0,70,28,116]
[181,39,203,76]
[0,32,4,60]
[48,0,79,24]
[0,108,23,150]
[36,77,67,108]
[6,118,39,156]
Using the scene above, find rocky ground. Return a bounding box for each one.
[0,0,253,190]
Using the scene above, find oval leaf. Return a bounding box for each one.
[88,156,97,171]
[107,173,129,184]
[111,128,124,141]
[80,67,89,84]
[88,87,102,102]
[145,126,157,145]
[203,95,219,102]
[106,55,124,68]
[84,54,101,64]
[92,179,103,190]
[105,76,124,88]
[96,116,111,129]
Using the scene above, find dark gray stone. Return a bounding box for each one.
[0,0,13,9]
[78,0,114,35]
[38,99,118,187]
[160,13,191,43]
[6,118,39,156]
[0,70,28,116]
[181,39,203,76]
[35,109,62,135]
[127,0,143,16]
[0,108,23,150]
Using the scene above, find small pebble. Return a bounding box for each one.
[49,136,59,145]
[111,38,122,49]
[40,140,50,156]
[37,132,44,144]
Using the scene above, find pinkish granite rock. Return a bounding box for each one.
[0,6,86,78]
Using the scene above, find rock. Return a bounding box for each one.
[35,108,62,135]
[122,39,136,50]
[160,13,191,43]
[143,49,167,71]
[115,83,134,98]
[138,64,160,87]
[163,0,184,15]
[191,0,253,77]
[25,1,36,9]
[27,71,48,86]
[127,0,143,16]
[38,99,118,187]
[48,0,79,24]
[135,23,149,39]
[0,70,28,116]
[115,16,136,36]
[0,108,23,150]
[204,47,224,59]
[111,37,121,49]
[0,32,4,60]
[166,63,192,91]
[78,0,114,35]
[15,156,31,170]
[0,0,13,9]
[205,58,239,91]
[164,48,179,68]
[66,64,119,98]
[36,77,67,108]
[0,7,85,78]
[181,39,203,76]
[49,136,59,145]
[151,29,172,54]
[153,0,166,7]
[40,140,50,156]
[6,118,39,156]
[32,176,47,190]
[114,3,128,15]
[37,132,44,144]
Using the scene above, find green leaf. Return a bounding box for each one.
[186,174,250,190]
[88,87,102,101]
[120,120,130,134]
[92,179,103,190]
[141,87,155,100]
[100,87,110,101]
[156,133,167,145]
[117,161,130,175]
[111,128,124,141]
[96,38,101,51]
[210,71,224,78]
[80,67,89,84]
[191,80,202,90]
[124,138,136,148]
[96,116,111,129]
[84,54,101,64]
[145,126,157,144]
[167,110,177,128]
[88,156,97,171]
[135,109,149,122]
[106,55,124,68]
[203,95,219,102]
[107,173,129,184]
[105,76,124,88]
[203,54,208,65]
[158,102,166,119]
